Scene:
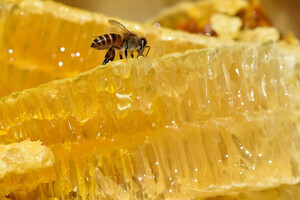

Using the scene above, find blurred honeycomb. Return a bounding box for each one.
[55,0,300,38]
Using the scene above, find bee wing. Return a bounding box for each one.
[108,19,136,36]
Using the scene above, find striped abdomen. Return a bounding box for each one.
[91,33,123,50]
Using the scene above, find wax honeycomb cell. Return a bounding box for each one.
[0,44,299,199]
[0,0,224,97]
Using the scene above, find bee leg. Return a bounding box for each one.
[109,48,115,62]
[125,49,128,58]
[144,46,151,57]
[124,42,128,58]
[102,47,114,65]
[131,52,134,58]
[119,53,123,60]
[102,58,110,65]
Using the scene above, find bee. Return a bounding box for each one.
[91,19,150,65]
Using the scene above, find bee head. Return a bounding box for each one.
[141,38,147,47]
[139,38,147,55]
